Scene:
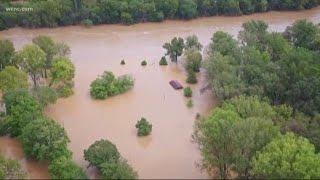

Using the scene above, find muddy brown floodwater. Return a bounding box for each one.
[0,7,320,179]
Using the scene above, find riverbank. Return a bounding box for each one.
[1,0,319,31]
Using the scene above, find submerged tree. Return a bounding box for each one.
[185,35,203,51]
[32,35,57,78]
[90,71,134,100]
[184,48,202,72]
[163,37,185,62]
[84,139,120,167]
[135,117,152,136]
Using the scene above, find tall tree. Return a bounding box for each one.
[238,20,268,50]
[185,35,203,51]
[194,108,241,178]
[209,31,238,56]
[18,44,46,87]
[32,35,57,78]
[163,37,185,62]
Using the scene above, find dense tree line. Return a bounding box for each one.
[1,0,319,30]
[0,37,86,179]
[194,19,320,179]
[0,89,87,179]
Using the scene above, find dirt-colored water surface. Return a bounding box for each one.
[0,7,320,179]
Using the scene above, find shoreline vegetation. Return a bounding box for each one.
[0,0,319,30]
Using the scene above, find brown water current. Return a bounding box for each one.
[0,7,320,179]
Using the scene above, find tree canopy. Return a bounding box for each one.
[163,37,185,62]
[48,156,88,179]
[194,96,280,178]
[0,66,28,93]
[0,40,15,70]
[252,133,320,179]
[84,139,120,167]
[2,90,43,137]
[17,44,46,87]
[20,117,71,162]
[0,0,318,30]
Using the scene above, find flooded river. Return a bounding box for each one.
[0,7,320,179]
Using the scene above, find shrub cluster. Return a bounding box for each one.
[184,87,193,97]
[90,71,134,100]
[135,118,152,136]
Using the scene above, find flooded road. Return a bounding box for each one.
[0,7,320,179]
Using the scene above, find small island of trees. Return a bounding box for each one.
[90,71,134,100]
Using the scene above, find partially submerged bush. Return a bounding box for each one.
[0,154,27,179]
[141,60,147,66]
[84,139,120,167]
[186,70,198,84]
[135,118,152,136]
[184,87,193,97]
[90,71,134,99]
[159,56,168,66]
[187,99,194,108]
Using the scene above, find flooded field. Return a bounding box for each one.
[0,7,320,179]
